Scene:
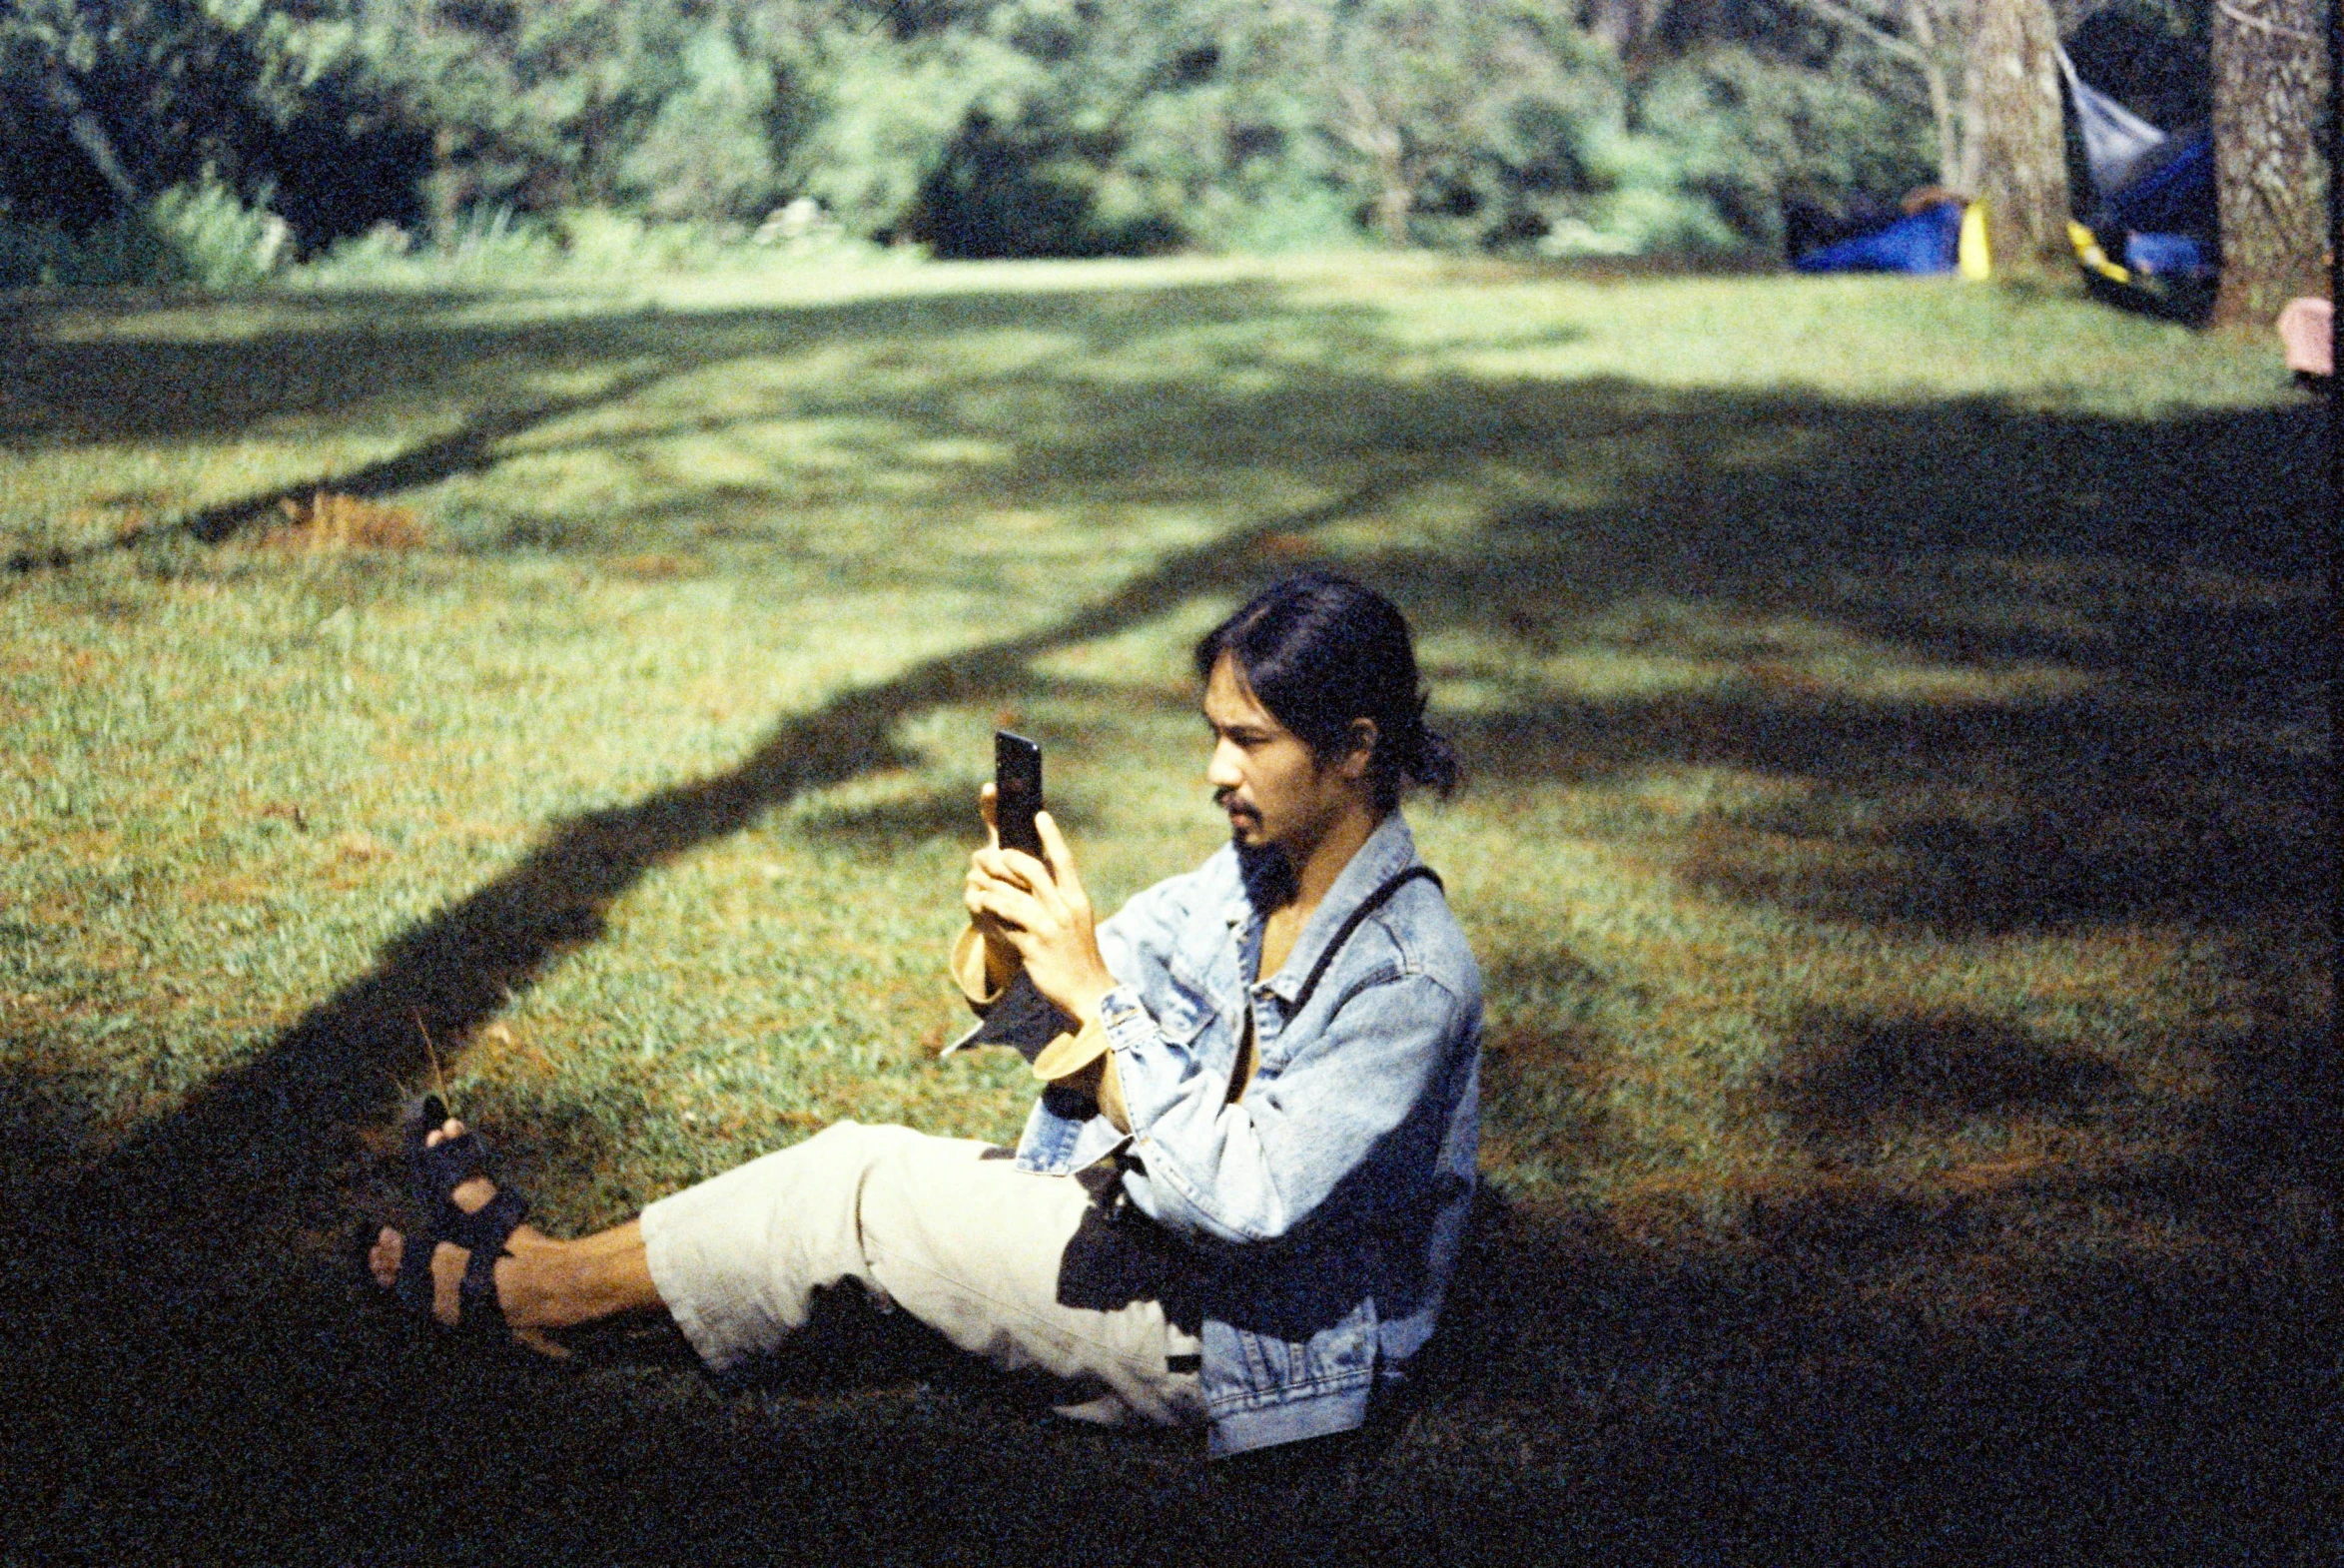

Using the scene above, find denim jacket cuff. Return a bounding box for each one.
[1099,986,1187,1132]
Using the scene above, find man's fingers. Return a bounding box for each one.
[999,846,1053,894]
[971,878,1043,935]
[977,782,1000,848]
[1035,813,1084,903]
[972,845,1030,889]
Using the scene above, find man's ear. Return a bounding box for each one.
[1337,718,1378,781]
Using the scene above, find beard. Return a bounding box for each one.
[1214,786,1263,843]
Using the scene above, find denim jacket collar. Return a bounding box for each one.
[1242,813,1420,1008]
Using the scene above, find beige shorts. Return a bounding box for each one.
[638,1122,1206,1430]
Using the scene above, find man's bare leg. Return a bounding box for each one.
[368,1119,664,1355]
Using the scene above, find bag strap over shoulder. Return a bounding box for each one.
[1288,865,1444,1017]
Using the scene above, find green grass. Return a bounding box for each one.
[1,258,2333,1565]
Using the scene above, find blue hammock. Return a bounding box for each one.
[1791,202,1963,275]
[2095,131,2214,237]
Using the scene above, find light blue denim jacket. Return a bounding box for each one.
[1011,813,1482,1457]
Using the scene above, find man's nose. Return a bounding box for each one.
[1204,739,1243,789]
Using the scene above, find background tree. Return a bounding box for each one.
[0,0,421,250]
[1307,0,1586,246]
[1966,0,2070,272]
[273,1,696,235]
[2207,0,2327,326]
[1,1,276,217]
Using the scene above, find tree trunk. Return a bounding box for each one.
[1583,0,1666,53]
[1373,147,1413,247]
[2210,0,2329,329]
[427,126,464,248]
[1904,0,1965,192]
[1967,0,2068,275]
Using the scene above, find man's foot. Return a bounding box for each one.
[369,1117,568,1358]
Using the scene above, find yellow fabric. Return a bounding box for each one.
[1958,201,1991,281]
[1030,1014,1112,1083]
[2066,220,2130,284]
[947,924,1123,1123]
[949,924,1002,1007]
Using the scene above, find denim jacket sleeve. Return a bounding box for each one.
[1100,942,1475,1249]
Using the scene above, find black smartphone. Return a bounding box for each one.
[994,730,1044,860]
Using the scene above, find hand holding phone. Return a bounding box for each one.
[994,730,1044,861]
[967,730,1117,1038]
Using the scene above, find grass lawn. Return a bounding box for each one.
[1,255,2333,1564]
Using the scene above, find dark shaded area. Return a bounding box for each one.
[0,278,2332,1563]
[1764,1005,2123,1139]
[915,112,1183,260]
[2065,5,2213,135]
[1,279,1300,572]
[3,38,428,250]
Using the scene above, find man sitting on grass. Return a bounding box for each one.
[369,570,1483,1459]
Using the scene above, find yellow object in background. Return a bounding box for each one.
[2066,220,2130,284]
[1958,201,1991,280]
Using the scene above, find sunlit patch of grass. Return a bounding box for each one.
[1320,267,2297,412]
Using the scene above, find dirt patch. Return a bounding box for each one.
[249,491,429,552]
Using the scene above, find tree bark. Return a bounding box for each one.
[2210,0,2329,328]
[1967,0,2069,275]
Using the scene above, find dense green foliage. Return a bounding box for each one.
[2,0,1959,274]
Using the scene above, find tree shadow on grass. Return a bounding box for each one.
[3,276,1333,569]
[63,468,1407,1242]
[0,282,1309,446]
[1762,1006,2125,1143]
[0,281,2332,1562]
[1436,688,2331,935]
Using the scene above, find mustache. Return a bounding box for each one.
[1213,787,1257,818]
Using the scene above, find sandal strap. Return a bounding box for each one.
[404,1095,528,1250]
[385,1098,535,1340]
[457,1242,508,1338]
[393,1224,438,1316]
[454,1195,525,1336]
[407,1114,491,1206]
[441,1185,529,1255]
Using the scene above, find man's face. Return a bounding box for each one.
[1201,653,1362,858]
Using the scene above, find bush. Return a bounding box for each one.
[615,25,784,223]
[0,218,144,289]
[284,202,886,290]
[1197,182,1371,256]
[0,175,292,290]
[1530,118,1743,259]
[296,206,561,288]
[147,175,296,289]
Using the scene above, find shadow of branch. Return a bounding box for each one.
[94,470,1405,1230]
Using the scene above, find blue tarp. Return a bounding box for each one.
[1791,202,1962,275]
[2123,231,2209,277]
[2096,130,2215,237]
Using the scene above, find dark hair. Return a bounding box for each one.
[1194,570,1460,811]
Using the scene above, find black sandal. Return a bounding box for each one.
[403,1094,529,1253]
[389,1096,531,1336]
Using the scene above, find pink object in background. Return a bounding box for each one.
[2276,297,2331,377]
